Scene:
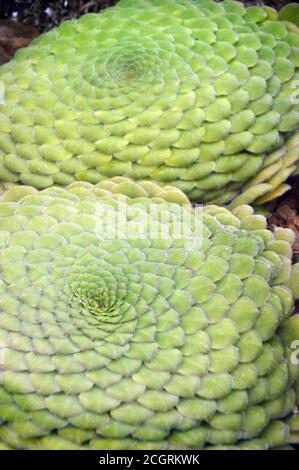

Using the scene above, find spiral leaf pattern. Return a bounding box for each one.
[0,0,299,203]
[0,177,298,449]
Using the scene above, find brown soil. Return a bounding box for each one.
[268,176,299,261]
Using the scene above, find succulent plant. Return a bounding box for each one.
[0,0,299,204]
[0,0,299,452]
[0,176,298,450]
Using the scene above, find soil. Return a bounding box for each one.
[268,177,299,260]
[0,1,118,33]
[0,1,292,33]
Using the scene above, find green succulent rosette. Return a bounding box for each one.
[0,0,299,204]
[0,177,298,450]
